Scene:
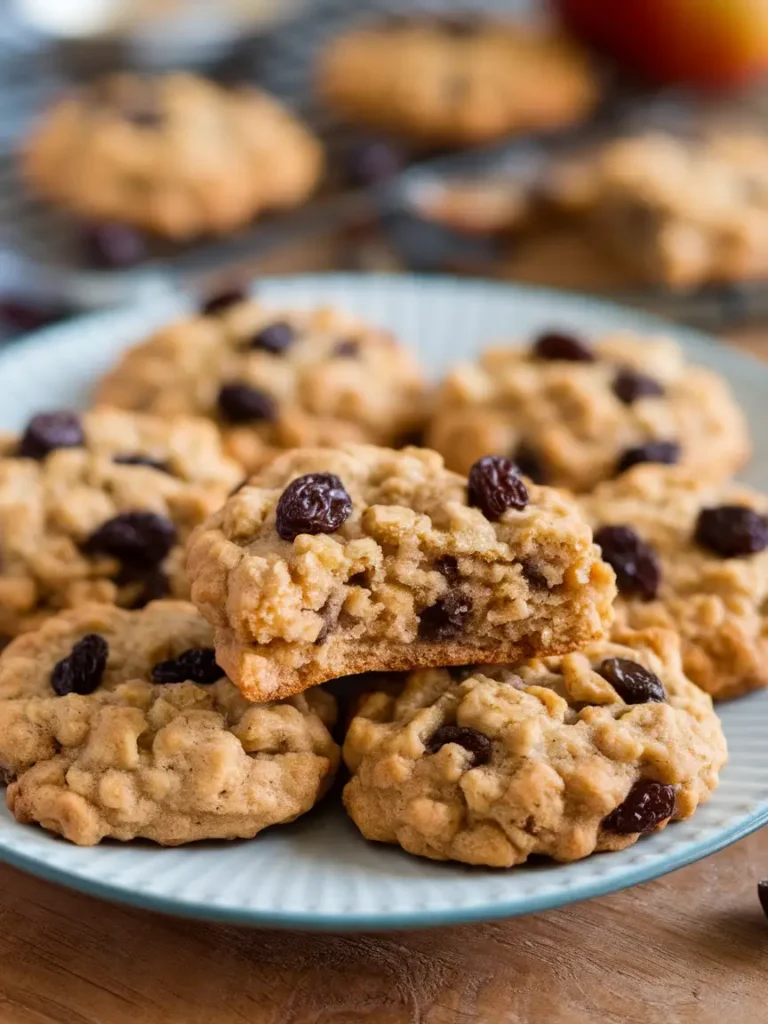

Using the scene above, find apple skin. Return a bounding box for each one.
[554,0,768,89]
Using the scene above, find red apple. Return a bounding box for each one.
[553,0,768,89]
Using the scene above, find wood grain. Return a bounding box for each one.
[0,826,765,1024]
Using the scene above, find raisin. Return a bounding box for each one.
[694,505,768,558]
[616,440,680,475]
[426,725,492,766]
[333,339,359,357]
[533,331,595,362]
[83,512,177,567]
[344,137,404,187]
[18,412,84,460]
[275,473,353,541]
[521,561,549,589]
[602,779,675,834]
[82,222,146,269]
[51,634,108,696]
[121,95,163,128]
[513,443,547,484]
[468,456,529,520]
[612,368,664,405]
[152,647,221,685]
[201,288,246,316]
[217,383,276,424]
[434,555,459,584]
[594,524,661,601]
[418,592,472,641]
[597,657,666,704]
[758,880,768,920]
[249,321,295,354]
[113,453,171,474]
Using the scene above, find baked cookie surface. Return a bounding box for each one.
[0,407,241,636]
[426,330,749,492]
[0,602,339,845]
[343,628,726,867]
[581,464,768,700]
[545,132,768,289]
[22,72,323,239]
[318,16,597,147]
[95,297,427,472]
[187,444,616,701]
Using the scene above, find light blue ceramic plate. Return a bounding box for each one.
[0,274,766,931]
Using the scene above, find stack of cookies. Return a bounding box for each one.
[0,289,750,872]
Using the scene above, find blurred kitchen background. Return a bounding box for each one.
[4,0,768,338]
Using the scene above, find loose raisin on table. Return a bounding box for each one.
[217,383,276,424]
[418,592,472,641]
[468,455,529,520]
[532,331,595,362]
[616,440,680,475]
[275,473,353,541]
[694,505,768,558]
[594,524,661,601]
[18,412,84,460]
[602,779,675,834]
[426,725,492,766]
[51,634,109,696]
[597,657,666,704]
[152,647,221,685]
[758,881,768,920]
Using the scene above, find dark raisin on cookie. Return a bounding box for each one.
[152,647,221,685]
[602,779,676,834]
[426,725,492,766]
[113,453,171,474]
[612,368,664,405]
[532,331,595,363]
[758,881,768,920]
[616,440,680,475]
[597,657,666,704]
[201,288,246,316]
[249,321,295,354]
[333,339,360,357]
[434,555,460,585]
[513,443,547,484]
[418,592,472,641]
[694,505,768,558]
[83,511,177,567]
[594,524,661,601]
[468,455,529,520]
[51,634,109,696]
[18,412,85,460]
[217,383,277,424]
[275,473,353,541]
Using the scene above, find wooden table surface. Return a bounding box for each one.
[2,276,768,1023]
